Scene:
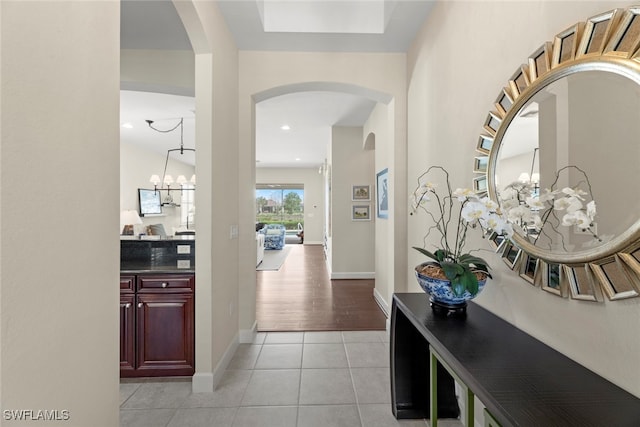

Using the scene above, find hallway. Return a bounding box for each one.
[120,330,464,427]
[256,245,387,331]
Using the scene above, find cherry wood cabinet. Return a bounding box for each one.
[119,275,135,373]
[119,293,135,373]
[120,273,194,378]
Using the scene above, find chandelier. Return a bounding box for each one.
[146,117,195,206]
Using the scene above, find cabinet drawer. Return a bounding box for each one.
[120,275,135,293]
[137,274,194,293]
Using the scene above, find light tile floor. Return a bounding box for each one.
[120,331,463,427]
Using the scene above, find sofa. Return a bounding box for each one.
[259,224,286,250]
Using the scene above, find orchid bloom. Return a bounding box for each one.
[461,201,488,222]
[481,197,499,211]
[562,210,591,230]
[525,196,545,210]
[586,200,597,220]
[562,187,587,200]
[453,188,475,201]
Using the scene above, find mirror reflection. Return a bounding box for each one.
[494,70,640,255]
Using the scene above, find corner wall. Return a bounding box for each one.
[1,1,120,424]
[330,126,375,278]
[174,0,240,391]
[407,0,640,397]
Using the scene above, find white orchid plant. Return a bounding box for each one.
[410,166,512,297]
[499,165,600,250]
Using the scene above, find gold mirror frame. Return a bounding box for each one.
[475,7,640,302]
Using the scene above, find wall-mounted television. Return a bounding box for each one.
[138,189,162,216]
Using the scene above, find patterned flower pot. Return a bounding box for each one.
[415,262,487,316]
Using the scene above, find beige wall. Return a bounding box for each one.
[1,1,120,425]
[330,127,375,278]
[256,167,324,245]
[407,0,640,397]
[364,102,394,314]
[121,49,195,96]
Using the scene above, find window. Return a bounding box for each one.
[256,184,304,230]
[180,184,195,228]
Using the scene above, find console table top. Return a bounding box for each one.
[393,293,640,427]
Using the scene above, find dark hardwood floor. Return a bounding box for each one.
[256,244,387,332]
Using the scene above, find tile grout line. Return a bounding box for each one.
[234,339,263,411]
[341,332,367,427]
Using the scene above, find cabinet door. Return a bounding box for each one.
[120,293,136,375]
[120,275,135,293]
[136,293,195,376]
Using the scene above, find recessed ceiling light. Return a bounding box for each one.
[295,158,301,161]
[281,125,290,131]
[122,123,133,129]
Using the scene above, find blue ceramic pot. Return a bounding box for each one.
[415,262,486,310]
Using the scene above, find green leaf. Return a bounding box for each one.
[461,271,479,295]
[434,249,448,262]
[412,247,439,263]
[459,254,491,269]
[441,262,463,282]
[451,278,465,297]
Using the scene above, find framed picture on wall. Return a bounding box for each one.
[352,205,371,221]
[352,185,370,201]
[376,168,389,219]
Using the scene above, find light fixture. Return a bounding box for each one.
[280,124,290,131]
[121,210,143,235]
[518,147,540,192]
[146,118,196,206]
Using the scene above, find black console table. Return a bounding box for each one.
[390,293,640,427]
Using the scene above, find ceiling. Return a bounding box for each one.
[120,0,434,168]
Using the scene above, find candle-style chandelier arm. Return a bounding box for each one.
[145,117,196,195]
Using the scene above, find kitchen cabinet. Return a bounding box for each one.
[120,275,135,373]
[120,273,194,377]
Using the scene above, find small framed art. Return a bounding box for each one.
[352,185,370,201]
[352,205,371,221]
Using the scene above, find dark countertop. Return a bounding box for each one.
[120,266,195,274]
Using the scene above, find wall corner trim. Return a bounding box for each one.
[239,321,258,344]
[192,373,215,393]
[373,288,390,318]
[201,332,240,392]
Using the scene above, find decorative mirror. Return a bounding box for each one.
[475,6,640,302]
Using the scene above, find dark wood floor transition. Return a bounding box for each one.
[256,244,387,332]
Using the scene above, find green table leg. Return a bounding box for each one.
[430,346,475,427]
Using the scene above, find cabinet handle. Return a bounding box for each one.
[138,303,143,308]
[162,282,169,288]
[125,303,131,309]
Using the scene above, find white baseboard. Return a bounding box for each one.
[331,272,375,280]
[303,241,322,245]
[239,321,257,344]
[191,372,214,393]
[373,288,390,318]
[192,331,239,393]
